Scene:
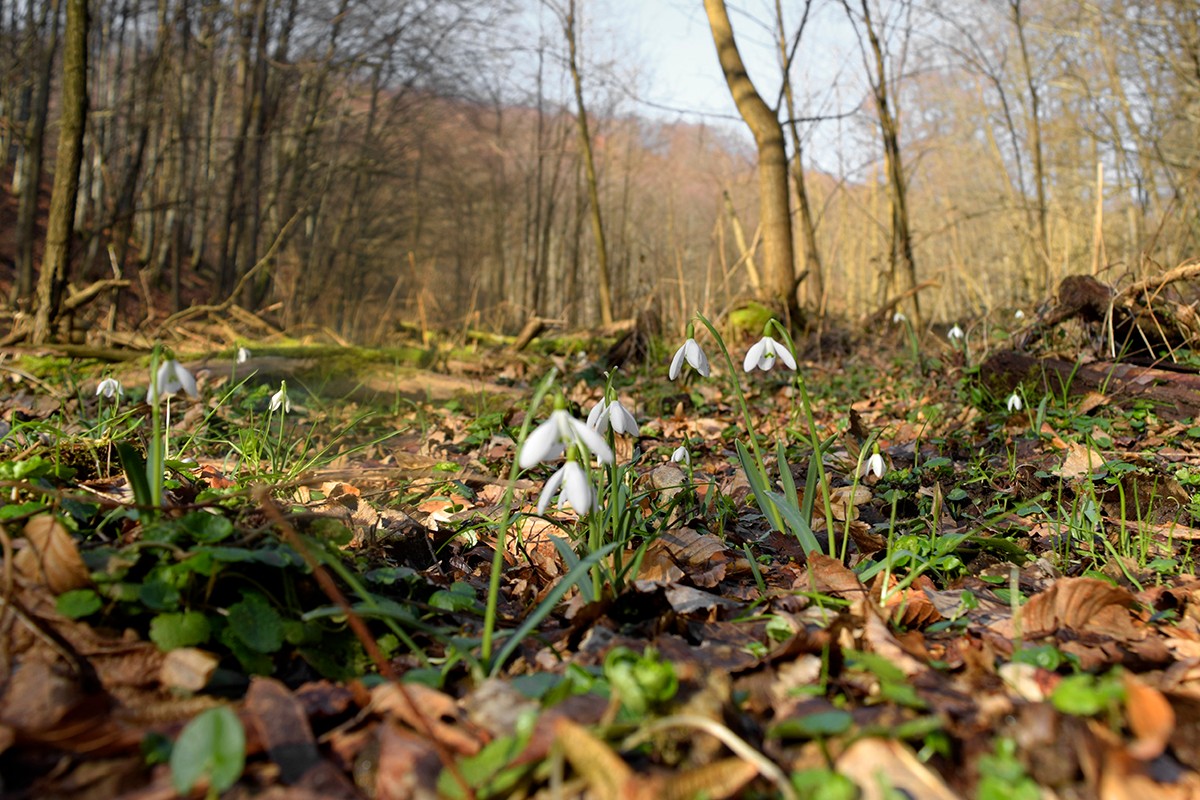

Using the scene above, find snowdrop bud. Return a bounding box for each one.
[1007,392,1023,413]
[947,324,964,341]
[863,452,886,480]
[671,446,690,465]
[270,382,291,413]
[236,347,251,363]
[892,311,906,324]
[1014,309,1025,320]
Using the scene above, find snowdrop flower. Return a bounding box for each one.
[153,359,198,401]
[1007,392,1023,413]
[95,377,122,399]
[1014,309,1025,320]
[862,452,886,480]
[743,335,797,372]
[536,460,594,515]
[947,324,964,341]
[669,325,710,380]
[270,382,291,414]
[892,311,906,324]
[671,446,690,465]
[520,408,613,469]
[236,347,251,364]
[587,397,638,435]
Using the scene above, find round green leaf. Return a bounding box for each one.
[170,706,245,795]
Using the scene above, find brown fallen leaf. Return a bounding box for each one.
[245,677,322,785]
[1123,673,1175,761]
[995,577,1137,640]
[159,648,219,693]
[371,682,482,756]
[1057,441,1108,480]
[14,515,91,593]
[836,737,959,800]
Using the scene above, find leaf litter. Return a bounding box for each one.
[3,330,1200,798]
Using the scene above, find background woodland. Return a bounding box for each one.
[2,0,1199,342]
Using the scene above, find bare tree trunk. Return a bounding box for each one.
[12,2,58,309]
[1011,0,1050,293]
[704,0,797,316]
[32,0,87,343]
[564,0,614,326]
[848,0,920,325]
[774,0,824,309]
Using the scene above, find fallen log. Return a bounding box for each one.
[981,349,1200,420]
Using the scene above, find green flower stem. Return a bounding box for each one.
[694,313,783,532]
[769,319,837,555]
[481,368,557,668]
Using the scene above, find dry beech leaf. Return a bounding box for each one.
[1123,673,1175,761]
[14,515,91,593]
[1057,442,1108,480]
[371,682,481,756]
[159,648,220,693]
[836,737,959,800]
[659,528,728,588]
[652,758,759,800]
[997,577,1137,639]
[554,717,631,800]
[829,485,871,521]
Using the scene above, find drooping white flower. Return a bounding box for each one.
[536,461,594,515]
[1014,309,1026,320]
[586,398,636,434]
[95,377,123,399]
[862,452,886,480]
[669,338,710,380]
[519,409,613,469]
[1007,392,1023,412]
[892,311,906,324]
[236,347,251,364]
[153,360,198,401]
[671,446,690,465]
[947,324,964,341]
[743,335,797,372]
[270,382,291,413]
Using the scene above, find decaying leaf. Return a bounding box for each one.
[836,737,959,800]
[1057,441,1108,479]
[14,515,91,593]
[1122,673,1175,760]
[371,682,482,756]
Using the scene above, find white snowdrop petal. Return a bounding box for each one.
[744,339,766,372]
[775,342,797,370]
[537,466,568,515]
[562,462,593,514]
[586,400,608,430]
[669,344,687,380]
[519,417,561,469]
[609,401,637,435]
[568,417,614,464]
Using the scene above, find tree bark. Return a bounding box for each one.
[32,0,87,343]
[774,0,824,309]
[854,0,920,326]
[704,0,796,315]
[564,0,614,326]
[12,2,58,309]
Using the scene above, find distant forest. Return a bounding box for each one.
[2,0,1198,342]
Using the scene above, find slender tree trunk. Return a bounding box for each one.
[774,0,823,309]
[32,0,87,343]
[704,0,797,315]
[13,2,58,309]
[854,0,920,325]
[564,0,614,326]
[1011,0,1050,293]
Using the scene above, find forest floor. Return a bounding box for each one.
[2,313,1200,800]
